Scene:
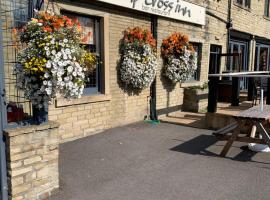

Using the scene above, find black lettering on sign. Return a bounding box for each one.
[175,4,191,17]
[145,0,157,6]
[131,0,139,8]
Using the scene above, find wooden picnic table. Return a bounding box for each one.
[214,105,270,157]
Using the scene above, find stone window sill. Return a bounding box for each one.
[181,81,204,88]
[263,15,270,21]
[55,94,111,107]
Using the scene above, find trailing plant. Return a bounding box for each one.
[161,32,197,83]
[13,11,96,108]
[120,27,157,89]
[187,82,208,90]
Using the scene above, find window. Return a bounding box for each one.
[255,44,270,71]
[235,0,251,9]
[189,42,202,81]
[62,11,102,95]
[209,45,222,74]
[265,0,270,17]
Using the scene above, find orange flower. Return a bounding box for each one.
[12,28,17,35]
[56,18,64,27]
[161,32,191,58]
[43,13,52,21]
[77,24,82,32]
[123,27,156,48]
[182,35,189,43]
[43,26,52,33]
[52,22,60,30]
[65,17,73,26]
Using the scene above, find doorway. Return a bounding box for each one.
[209,45,222,74]
[228,40,249,90]
[255,44,270,71]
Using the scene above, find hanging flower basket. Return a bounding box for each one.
[13,11,96,123]
[161,33,197,83]
[120,27,157,90]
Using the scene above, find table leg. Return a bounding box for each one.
[220,129,240,157]
[256,122,270,148]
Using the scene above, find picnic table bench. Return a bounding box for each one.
[213,105,270,157]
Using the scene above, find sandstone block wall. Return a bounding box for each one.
[4,122,60,200]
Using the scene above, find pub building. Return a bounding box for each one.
[3,0,270,141]
[42,0,270,142]
[2,0,270,199]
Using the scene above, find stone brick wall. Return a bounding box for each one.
[4,0,270,142]
[48,3,153,143]
[4,122,60,200]
[49,0,230,141]
[47,0,270,141]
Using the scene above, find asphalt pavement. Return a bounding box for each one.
[49,122,270,200]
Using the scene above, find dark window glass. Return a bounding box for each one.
[255,44,270,71]
[209,45,222,74]
[189,42,202,81]
[61,11,102,95]
[236,0,250,8]
[265,0,270,17]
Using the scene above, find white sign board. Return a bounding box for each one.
[95,0,205,25]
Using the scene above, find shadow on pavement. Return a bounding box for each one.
[170,134,270,164]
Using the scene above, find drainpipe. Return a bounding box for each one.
[150,15,158,121]
[227,0,232,59]
[0,4,8,199]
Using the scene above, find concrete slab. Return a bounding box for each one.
[49,122,270,200]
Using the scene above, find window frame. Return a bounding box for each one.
[254,43,270,71]
[265,0,270,17]
[61,10,103,96]
[55,3,110,107]
[188,42,202,82]
[234,0,251,9]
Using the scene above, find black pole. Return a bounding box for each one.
[267,78,270,105]
[0,7,8,199]
[248,77,254,101]
[231,77,240,106]
[208,77,219,113]
[28,0,34,19]
[226,0,232,57]
[150,15,158,121]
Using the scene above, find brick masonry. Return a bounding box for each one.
[3,1,270,199]
[4,122,60,200]
[45,0,270,143]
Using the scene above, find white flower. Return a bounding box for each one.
[63,61,68,66]
[63,39,68,43]
[63,54,68,60]
[65,49,71,55]
[51,50,56,55]
[56,52,62,58]
[120,44,157,89]
[46,61,52,69]
[58,61,63,66]
[45,88,52,95]
[44,73,50,78]
[67,66,73,73]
